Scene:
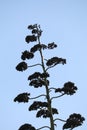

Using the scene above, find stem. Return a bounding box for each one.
[29,94,46,100]
[37,126,50,130]
[28,63,42,68]
[54,118,66,123]
[51,93,65,101]
[48,87,56,93]
[37,34,55,130]
[49,87,56,91]
[46,64,58,71]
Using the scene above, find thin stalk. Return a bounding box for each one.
[37,35,55,130]
[51,93,65,101]
[54,118,66,123]
[28,63,42,68]
[29,94,46,100]
[37,126,50,130]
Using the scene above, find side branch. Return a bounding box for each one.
[28,63,42,68]
[51,93,65,101]
[48,87,56,93]
[54,118,66,123]
[46,64,58,71]
[49,87,56,91]
[37,126,50,130]
[29,94,46,100]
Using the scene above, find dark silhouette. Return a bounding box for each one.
[14,24,85,130]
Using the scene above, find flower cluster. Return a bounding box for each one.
[46,57,66,66]
[36,109,51,118]
[29,101,48,111]
[48,42,57,49]
[25,35,37,43]
[29,102,58,118]
[28,72,49,88]
[28,72,49,80]
[14,93,30,103]
[18,124,36,130]
[28,24,42,37]
[32,29,38,34]
[29,79,49,88]
[55,81,77,95]
[63,113,85,129]
[16,62,28,71]
[28,24,37,30]
[36,108,58,118]
[21,50,34,60]
[30,44,47,53]
[52,108,58,114]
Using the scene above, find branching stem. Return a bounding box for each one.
[46,64,58,71]
[49,87,56,91]
[28,63,42,68]
[29,94,46,100]
[51,93,65,101]
[54,118,66,123]
[37,126,50,130]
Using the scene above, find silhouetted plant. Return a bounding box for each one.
[14,93,30,103]
[63,113,85,130]
[14,24,85,130]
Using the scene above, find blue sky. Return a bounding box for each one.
[0,0,87,130]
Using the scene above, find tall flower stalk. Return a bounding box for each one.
[14,24,85,130]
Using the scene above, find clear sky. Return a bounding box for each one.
[0,0,87,130]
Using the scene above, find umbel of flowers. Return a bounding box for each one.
[14,24,85,130]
